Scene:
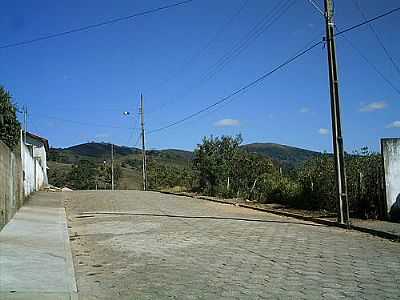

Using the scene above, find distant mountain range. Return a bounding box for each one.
[241,143,321,167]
[47,142,322,189]
[50,142,320,167]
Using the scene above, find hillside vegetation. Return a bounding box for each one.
[48,142,193,190]
[47,138,385,218]
[48,140,318,191]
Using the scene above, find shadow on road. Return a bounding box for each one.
[78,212,324,227]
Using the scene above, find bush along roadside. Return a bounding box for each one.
[148,135,385,220]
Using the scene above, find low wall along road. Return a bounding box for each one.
[0,137,47,229]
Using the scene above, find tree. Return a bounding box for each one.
[193,135,280,199]
[68,160,97,190]
[193,135,243,195]
[147,159,194,191]
[0,86,21,149]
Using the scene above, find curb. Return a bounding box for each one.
[159,191,400,242]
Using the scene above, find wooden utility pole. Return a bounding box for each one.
[140,94,147,191]
[111,143,114,190]
[324,0,350,226]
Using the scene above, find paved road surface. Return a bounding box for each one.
[65,190,400,299]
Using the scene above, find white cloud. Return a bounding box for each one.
[214,118,240,127]
[387,121,400,128]
[359,101,387,112]
[318,128,329,135]
[299,107,310,113]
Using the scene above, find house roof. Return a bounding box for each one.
[26,132,49,152]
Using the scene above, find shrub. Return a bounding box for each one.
[255,173,301,205]
[295,149,385,217]
[0,86,21,149]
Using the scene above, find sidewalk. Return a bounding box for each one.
[161,191,400,241]
[0,192,77,300]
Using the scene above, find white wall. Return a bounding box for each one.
[22,144,35,196]
[33,146,48,185]
[35,159,45,191]
[21,139,47,196]
[381,138,400,220]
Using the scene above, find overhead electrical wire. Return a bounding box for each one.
[351,0,400,78]
[148,40,323,134]
[148,6,400,134]
[203,31,326,118]
[159,0,250,87]
[338,32,400,96]
[147,0,250,114]
[0,0,195,49]
[197,0,296,85]
[124,99,142,147]
[30,112,138,130]
[149,0,296,116]
[334,6,400,37]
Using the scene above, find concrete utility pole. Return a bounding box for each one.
[324,0,350,226]
[140,94,147,191]
[111,143,114,190]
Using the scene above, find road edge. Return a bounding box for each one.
[159,191,400,242]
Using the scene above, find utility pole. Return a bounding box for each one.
[111,143,114,190]
[140,94,147,191]
[324,0,350,226]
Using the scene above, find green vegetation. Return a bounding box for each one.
[48,159,122,190]
[193,135,276,198]
[0,86,21,149]
[241,143,320,168]
[48,138,384,219]
[295,148,384,218]
[165,136,383,219]
[48,143,192,190]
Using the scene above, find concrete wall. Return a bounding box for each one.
[21,137,47,197]
[381,138,400,221]
[26,134,48,185]
[0,134,48,229]
[0,140,23,230]
[22,143,35,196]
[33,146,48,185]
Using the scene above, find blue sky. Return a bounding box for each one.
[1,0,399,152]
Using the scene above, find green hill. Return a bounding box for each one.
[47,142,320,189]
[241,143,321,168]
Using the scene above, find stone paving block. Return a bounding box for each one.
[63,191,400,299]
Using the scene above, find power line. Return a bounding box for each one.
[133,132,142,148]
[124,97,142,147]
[149,0,295,116]
[147,0,250,115]
[197,0,296,85]
[203,32,325,117]
[149,40,323,134]
[351,0,400,78]
[334,6,400,37]
[30,112,137,129]
[148,6,400,134]
[333,6,400,96]
[0,0,195,49]
[338,32,400,96]
[161,0,249,87]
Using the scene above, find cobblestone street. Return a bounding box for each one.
[65,191,400,299]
